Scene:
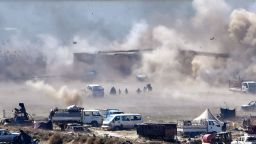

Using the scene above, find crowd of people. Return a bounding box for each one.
[109,83,152,95]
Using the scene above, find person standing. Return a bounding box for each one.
[110,86,117,95]
[125,88,128,94]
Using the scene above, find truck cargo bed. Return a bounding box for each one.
[136,123,177,141]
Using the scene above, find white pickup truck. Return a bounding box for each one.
[49,106,103,130]
[178,119,222,137]
[231,134,256,144]
[229,80,256,93]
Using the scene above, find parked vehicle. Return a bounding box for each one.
[241,101,256,111]
[100,109,124,119]
[87,84,104,97]
[136,74,147,81]
[229,80,256,93]
[202,132,232,144]
[136,123,177,142]
[102,113,143,130]
[231,134,256,144]
[178,120,223,137]
[0,129,39,144]
[49,105,103,130]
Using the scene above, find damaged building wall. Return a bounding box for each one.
[73,51,142,80]
[73,49,229,80]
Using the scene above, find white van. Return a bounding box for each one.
[102,114,143,130]
[87,84,104,97]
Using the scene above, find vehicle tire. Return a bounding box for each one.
[120,125,123,130]
[59,124,67,131]
[91,121,99,127]
[114,126,121,131]
[59,124,65,131]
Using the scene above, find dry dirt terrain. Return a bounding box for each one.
[0,79,255,143]
[0,79,255,121]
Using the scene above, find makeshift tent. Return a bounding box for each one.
[193,108,223,124]
[220,108,236,119]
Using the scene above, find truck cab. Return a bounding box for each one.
[83,110,103,127]
[207,120,222,133]
[242,81,256,93]
[178,119,222,137]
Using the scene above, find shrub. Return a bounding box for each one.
[49,133,63,144]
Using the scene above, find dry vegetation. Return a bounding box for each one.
[0,125,137,144]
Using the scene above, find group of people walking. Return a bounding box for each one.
[110,87,128,95]
[109,83,152,95]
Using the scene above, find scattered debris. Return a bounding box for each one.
[34,120,53,130]
[65,124,90,133]
[1,103,33,126]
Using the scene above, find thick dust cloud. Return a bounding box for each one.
[0,0,256,85]
[0,0,255,120]
[136,0,256,86]
[26,80,82,106]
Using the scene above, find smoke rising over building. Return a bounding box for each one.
[0,0,256,85]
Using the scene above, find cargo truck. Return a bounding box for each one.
[49,105,103,130]
[177,119,223,137]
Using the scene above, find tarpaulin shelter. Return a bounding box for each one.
[193,108,223,124]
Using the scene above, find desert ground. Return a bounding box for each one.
[0,78,255,122]
[0,78,254,143]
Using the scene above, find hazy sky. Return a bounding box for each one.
[0,0,252,44]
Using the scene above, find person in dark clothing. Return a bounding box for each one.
[110,86,116,95]
[49,109,54,120]
[125,88,128,94]
[136,88,142,94]
[19,129,32,144]
[118,89,121,95]
[146,84,152,91]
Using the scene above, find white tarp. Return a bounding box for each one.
[193,108,222,123]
